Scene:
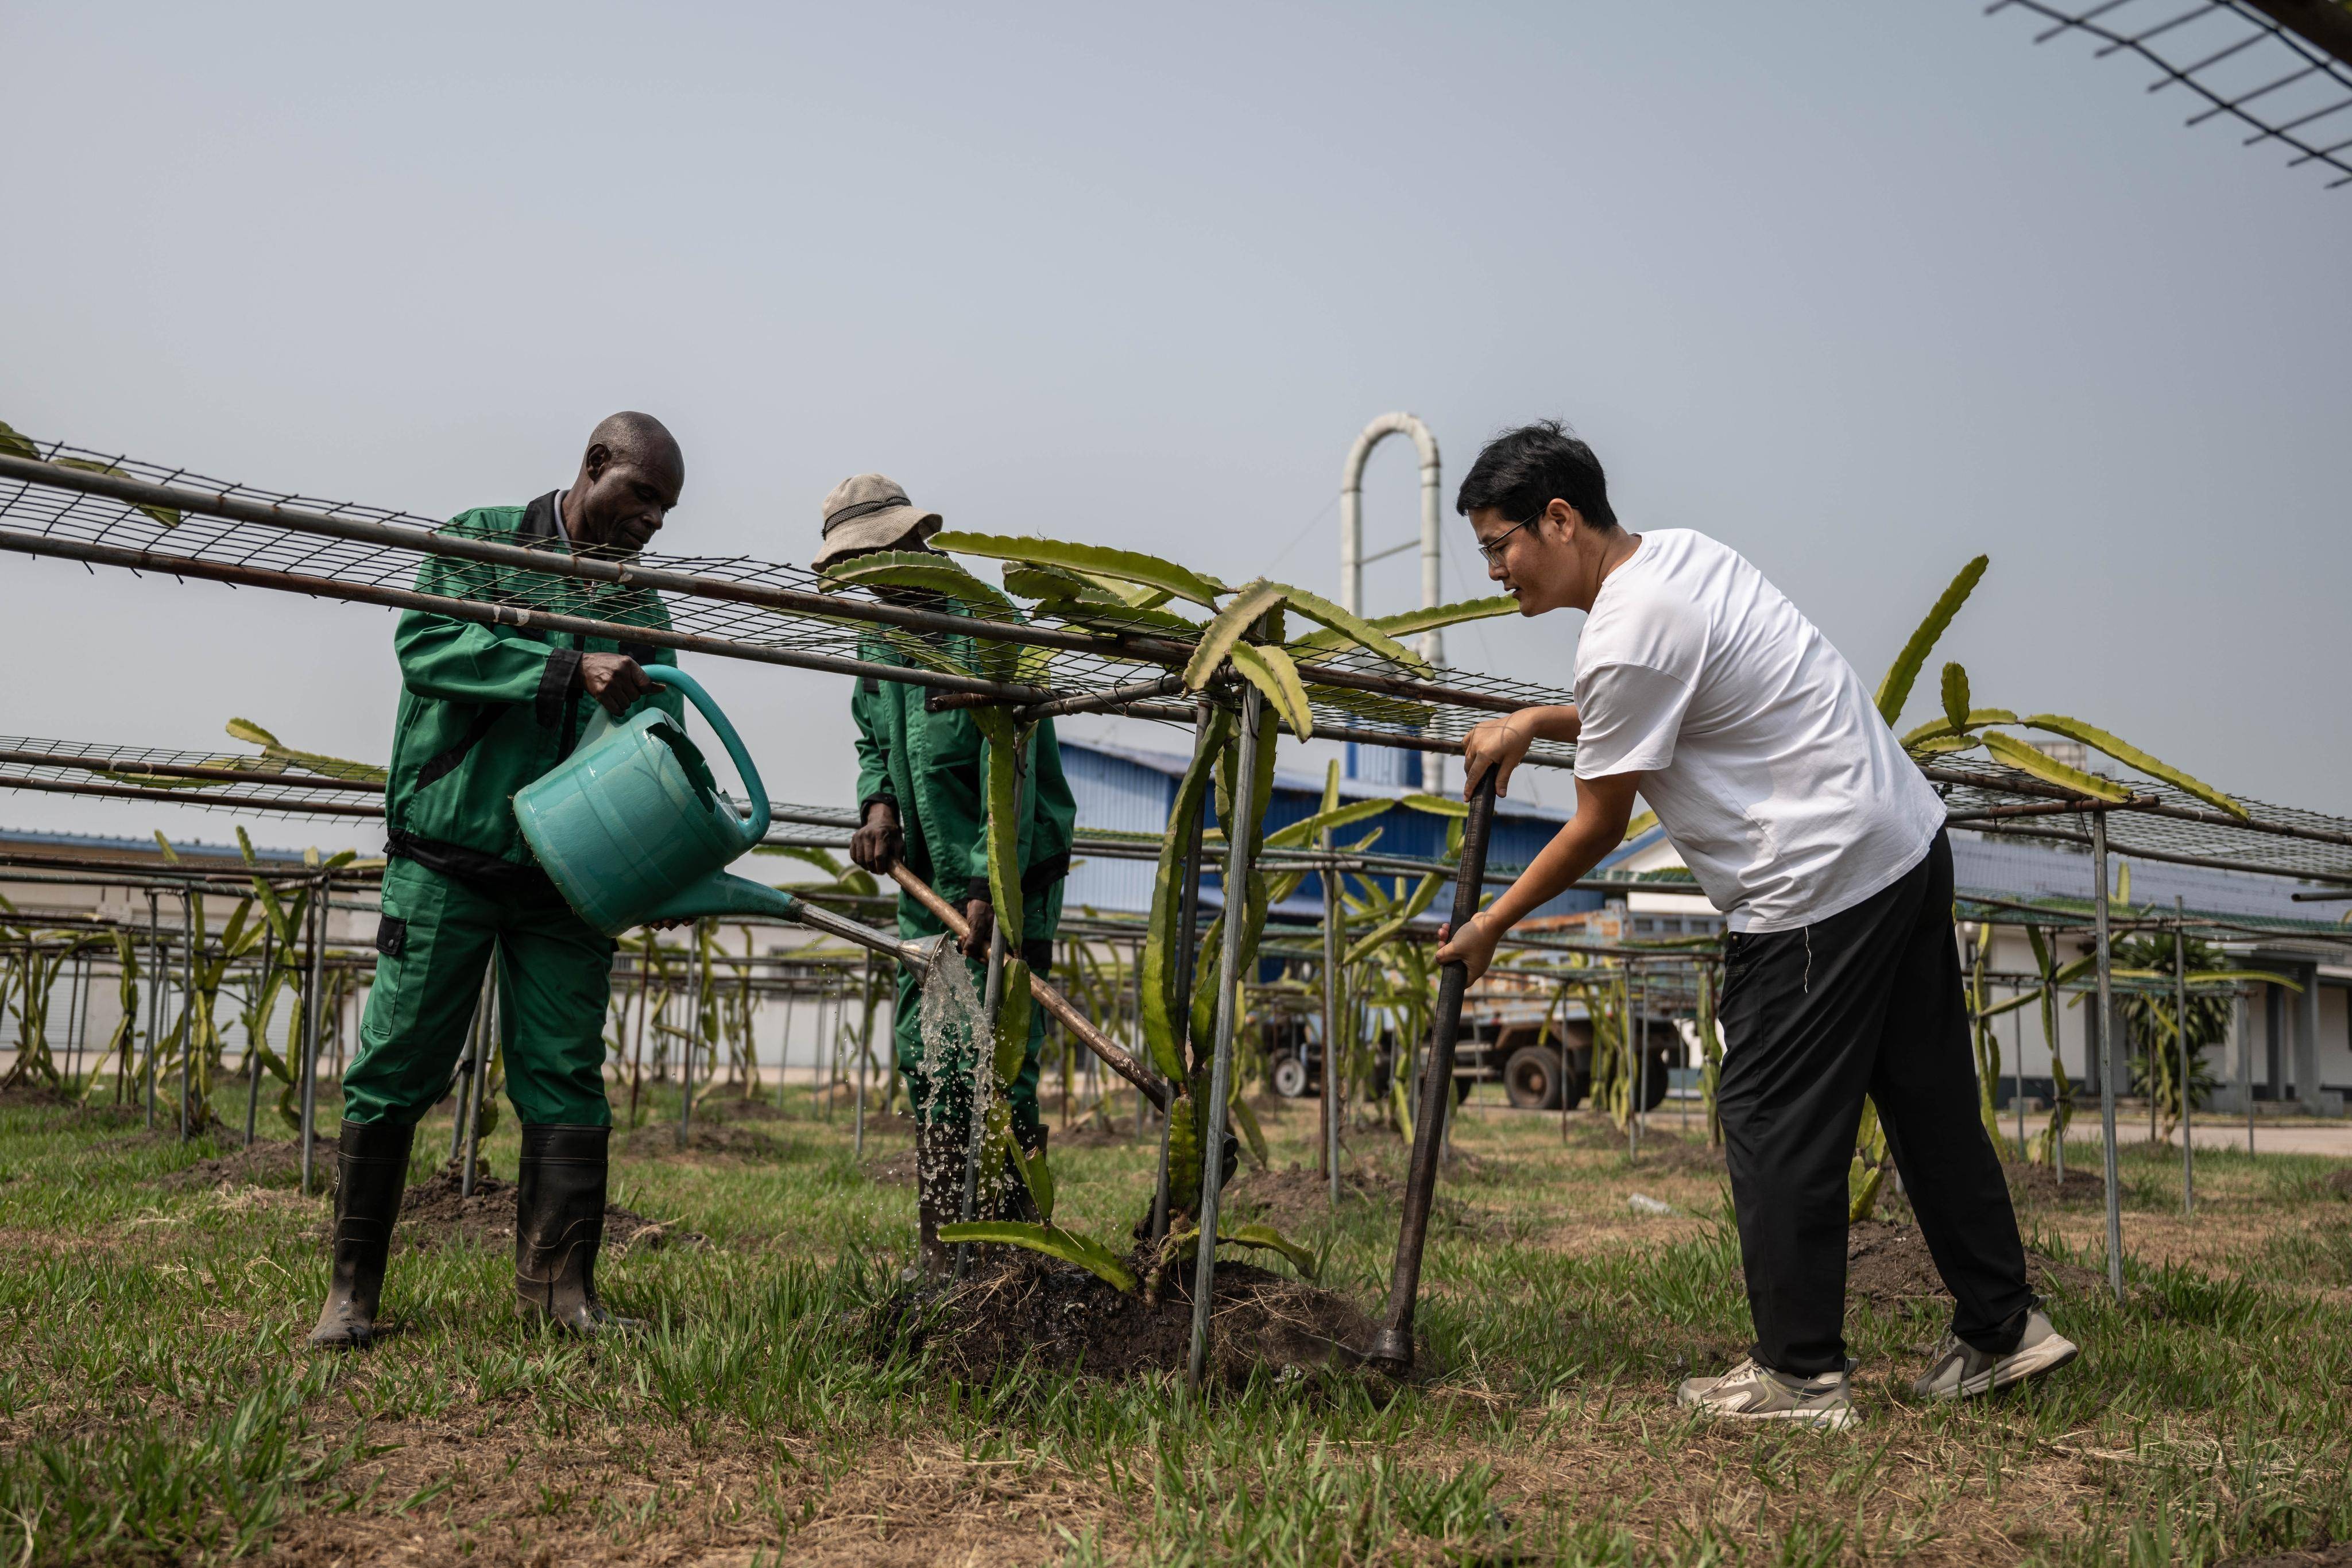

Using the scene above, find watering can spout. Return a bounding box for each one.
[644,873,804,928]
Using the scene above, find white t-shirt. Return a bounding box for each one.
[1572,529,1944,934]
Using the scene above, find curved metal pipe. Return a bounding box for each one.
[1339,412,1444,663]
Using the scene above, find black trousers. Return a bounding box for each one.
[1716,831,2033,1376]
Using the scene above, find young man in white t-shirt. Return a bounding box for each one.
[1436,421,2077,1427]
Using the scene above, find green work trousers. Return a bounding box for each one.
[343,858,617,1128]
[892,895,1045,1152]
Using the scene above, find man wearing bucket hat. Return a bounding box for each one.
[822,474,1077,1279]
[309,412,690,1350]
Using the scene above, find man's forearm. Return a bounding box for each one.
[1481,810,1619,932]
[1522,704,1583,743]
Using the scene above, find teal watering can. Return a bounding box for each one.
[514,667,808,937]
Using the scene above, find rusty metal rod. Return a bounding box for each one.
[885,862,1168,1112]
[1370,768,1499,1373]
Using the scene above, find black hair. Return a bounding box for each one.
[1453,420,1617,529]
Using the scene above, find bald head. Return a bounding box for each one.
[563,411,684,553]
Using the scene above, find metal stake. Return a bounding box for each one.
[1628,966,1645,1163]
[1189,686,1268,1391]
[1154,706,1214,1245]
[179,891,196,1141]
[856,951,876,1159]
[1322,838,1344,1209]
[2012,986,2026,1159]
[681,919,707,1149]
[463,959,493,1198]
[958,920,1008,1281]
[144,888,163,1133]
[246,924,273,1148]
[1369,767,1498,1373]
[2090,814,2124,1302]
[2175,895,2192,1215]
[298,877,328,1198]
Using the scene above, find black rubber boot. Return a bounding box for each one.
[308,1120,414,1349]
[910,1120,966,1282]
[514,1124,643,1334]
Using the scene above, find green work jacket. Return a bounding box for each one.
[850,632,1076,964]
[384,491,685,889]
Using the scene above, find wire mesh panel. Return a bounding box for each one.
[0,435,1576,766]
[1990,0,2352,186]
[0,736,385,819]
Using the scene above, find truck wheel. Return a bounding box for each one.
[1502,1045,1563,1110]
[1271,1058,1309,1099]
[1635,1044,1673,1113]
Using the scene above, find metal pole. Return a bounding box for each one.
[775,992,794,1110]
[1189,686,1267,1391]
[179,891,196,1141]
[1322,841,1344,1210]
[2012,984,2026,1159]
[680,920,707,1149]
[297,877,328,1198]
[145,888,163,1133]
[1369,768,1499,1374]
[855,950,875,1159]
[959,924,1008,1281]
[245,924,272,1148]
[462,959,495,1198]
[2090,814,2124,1302]
[2243,982,2256,1155]
[1154,707,1214,1244]
[64,951,87,1090]
[960,744,1028,1280]
[448,1002,473,1163]
[1628,966,1646,1163]
[2175,895,2193,1215]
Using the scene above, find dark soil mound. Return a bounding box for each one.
[620,1118,782,1160]
[160,1133,338,1193]
[397,1162,705,1254]
[0,1083,79,1109]
[689,1094,788,1123]
[2218,1543,2352,1567]
[2325,1167,2352,1198]
[861,1147,923,1187]
[1223,1163,1382,1233]
[2006,1162,2106,1205]
[877,1252,1376,1384]
[1836,1220,2116,1307]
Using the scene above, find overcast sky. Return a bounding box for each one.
[3,2,2346,857]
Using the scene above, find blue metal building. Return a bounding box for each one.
[1057,737,1603,923]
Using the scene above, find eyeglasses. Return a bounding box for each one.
[1476,515,1540,566]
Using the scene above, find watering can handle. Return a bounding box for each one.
[644,666,771,847]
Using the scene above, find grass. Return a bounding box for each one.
[0,1083,2346,1565]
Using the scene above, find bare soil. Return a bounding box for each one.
[861,1146,922,1187]
[2006,1160,2108,1206]
[397,1162,706,1255]
[159,1132,339,1192]
[2216,1544,2352,1567]
[1836,1219,2119,1307]
[1221,1162,1386,1233]
[620,1118,784,1160]
[873,1252,1377,1385]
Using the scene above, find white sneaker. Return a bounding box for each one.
[1910,1309,2079,1399]
[1676,1357,1859,1428]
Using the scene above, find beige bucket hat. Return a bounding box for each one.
[813,472,942,570]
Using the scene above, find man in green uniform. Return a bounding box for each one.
[311,412,689,1349]
[823,473,1077,1277]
